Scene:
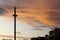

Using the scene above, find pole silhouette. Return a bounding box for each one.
[13,7,17,40]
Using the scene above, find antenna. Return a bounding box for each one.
[13,7,17,40]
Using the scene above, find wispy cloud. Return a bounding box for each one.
[0,0,60,27]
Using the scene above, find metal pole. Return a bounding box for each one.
[13,7,17,40]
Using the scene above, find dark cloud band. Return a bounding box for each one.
[0,8,6,15]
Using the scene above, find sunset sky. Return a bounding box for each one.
[0,0,60,38]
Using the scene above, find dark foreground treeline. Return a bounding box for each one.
[31,28,60,40]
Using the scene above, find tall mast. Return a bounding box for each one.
[13,7,17,40]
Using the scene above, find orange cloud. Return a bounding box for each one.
[0,0,60,28]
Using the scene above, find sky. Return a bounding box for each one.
[0,0,60,38]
